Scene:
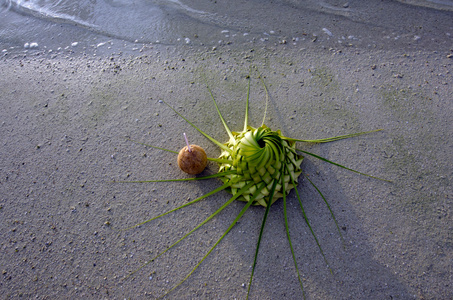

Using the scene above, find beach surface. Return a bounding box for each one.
[1,1,452,299]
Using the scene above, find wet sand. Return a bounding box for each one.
[1,7,452,300]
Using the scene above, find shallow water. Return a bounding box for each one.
[1,0,452,56]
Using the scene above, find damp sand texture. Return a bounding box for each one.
[0,44,452,300]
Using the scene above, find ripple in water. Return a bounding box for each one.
[1,0,452,55]
[3,0,223,44]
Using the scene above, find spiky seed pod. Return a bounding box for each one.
[177,145,207,175]
[218,125,304,207]
[121,76,385,299]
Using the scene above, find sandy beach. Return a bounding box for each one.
[1,1,452,299]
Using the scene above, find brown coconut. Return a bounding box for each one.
[177,145,207,175]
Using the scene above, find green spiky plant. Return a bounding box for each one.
[120,72,386,299]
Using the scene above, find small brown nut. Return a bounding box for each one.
[177,145,207,175]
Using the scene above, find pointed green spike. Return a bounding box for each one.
[297,149,390,182]
[205,79,235,142]
[282,165,305,299]
[246,174,279,299]
[289,129,383,143]
[160,181,266,299]
[162,100,232,154]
